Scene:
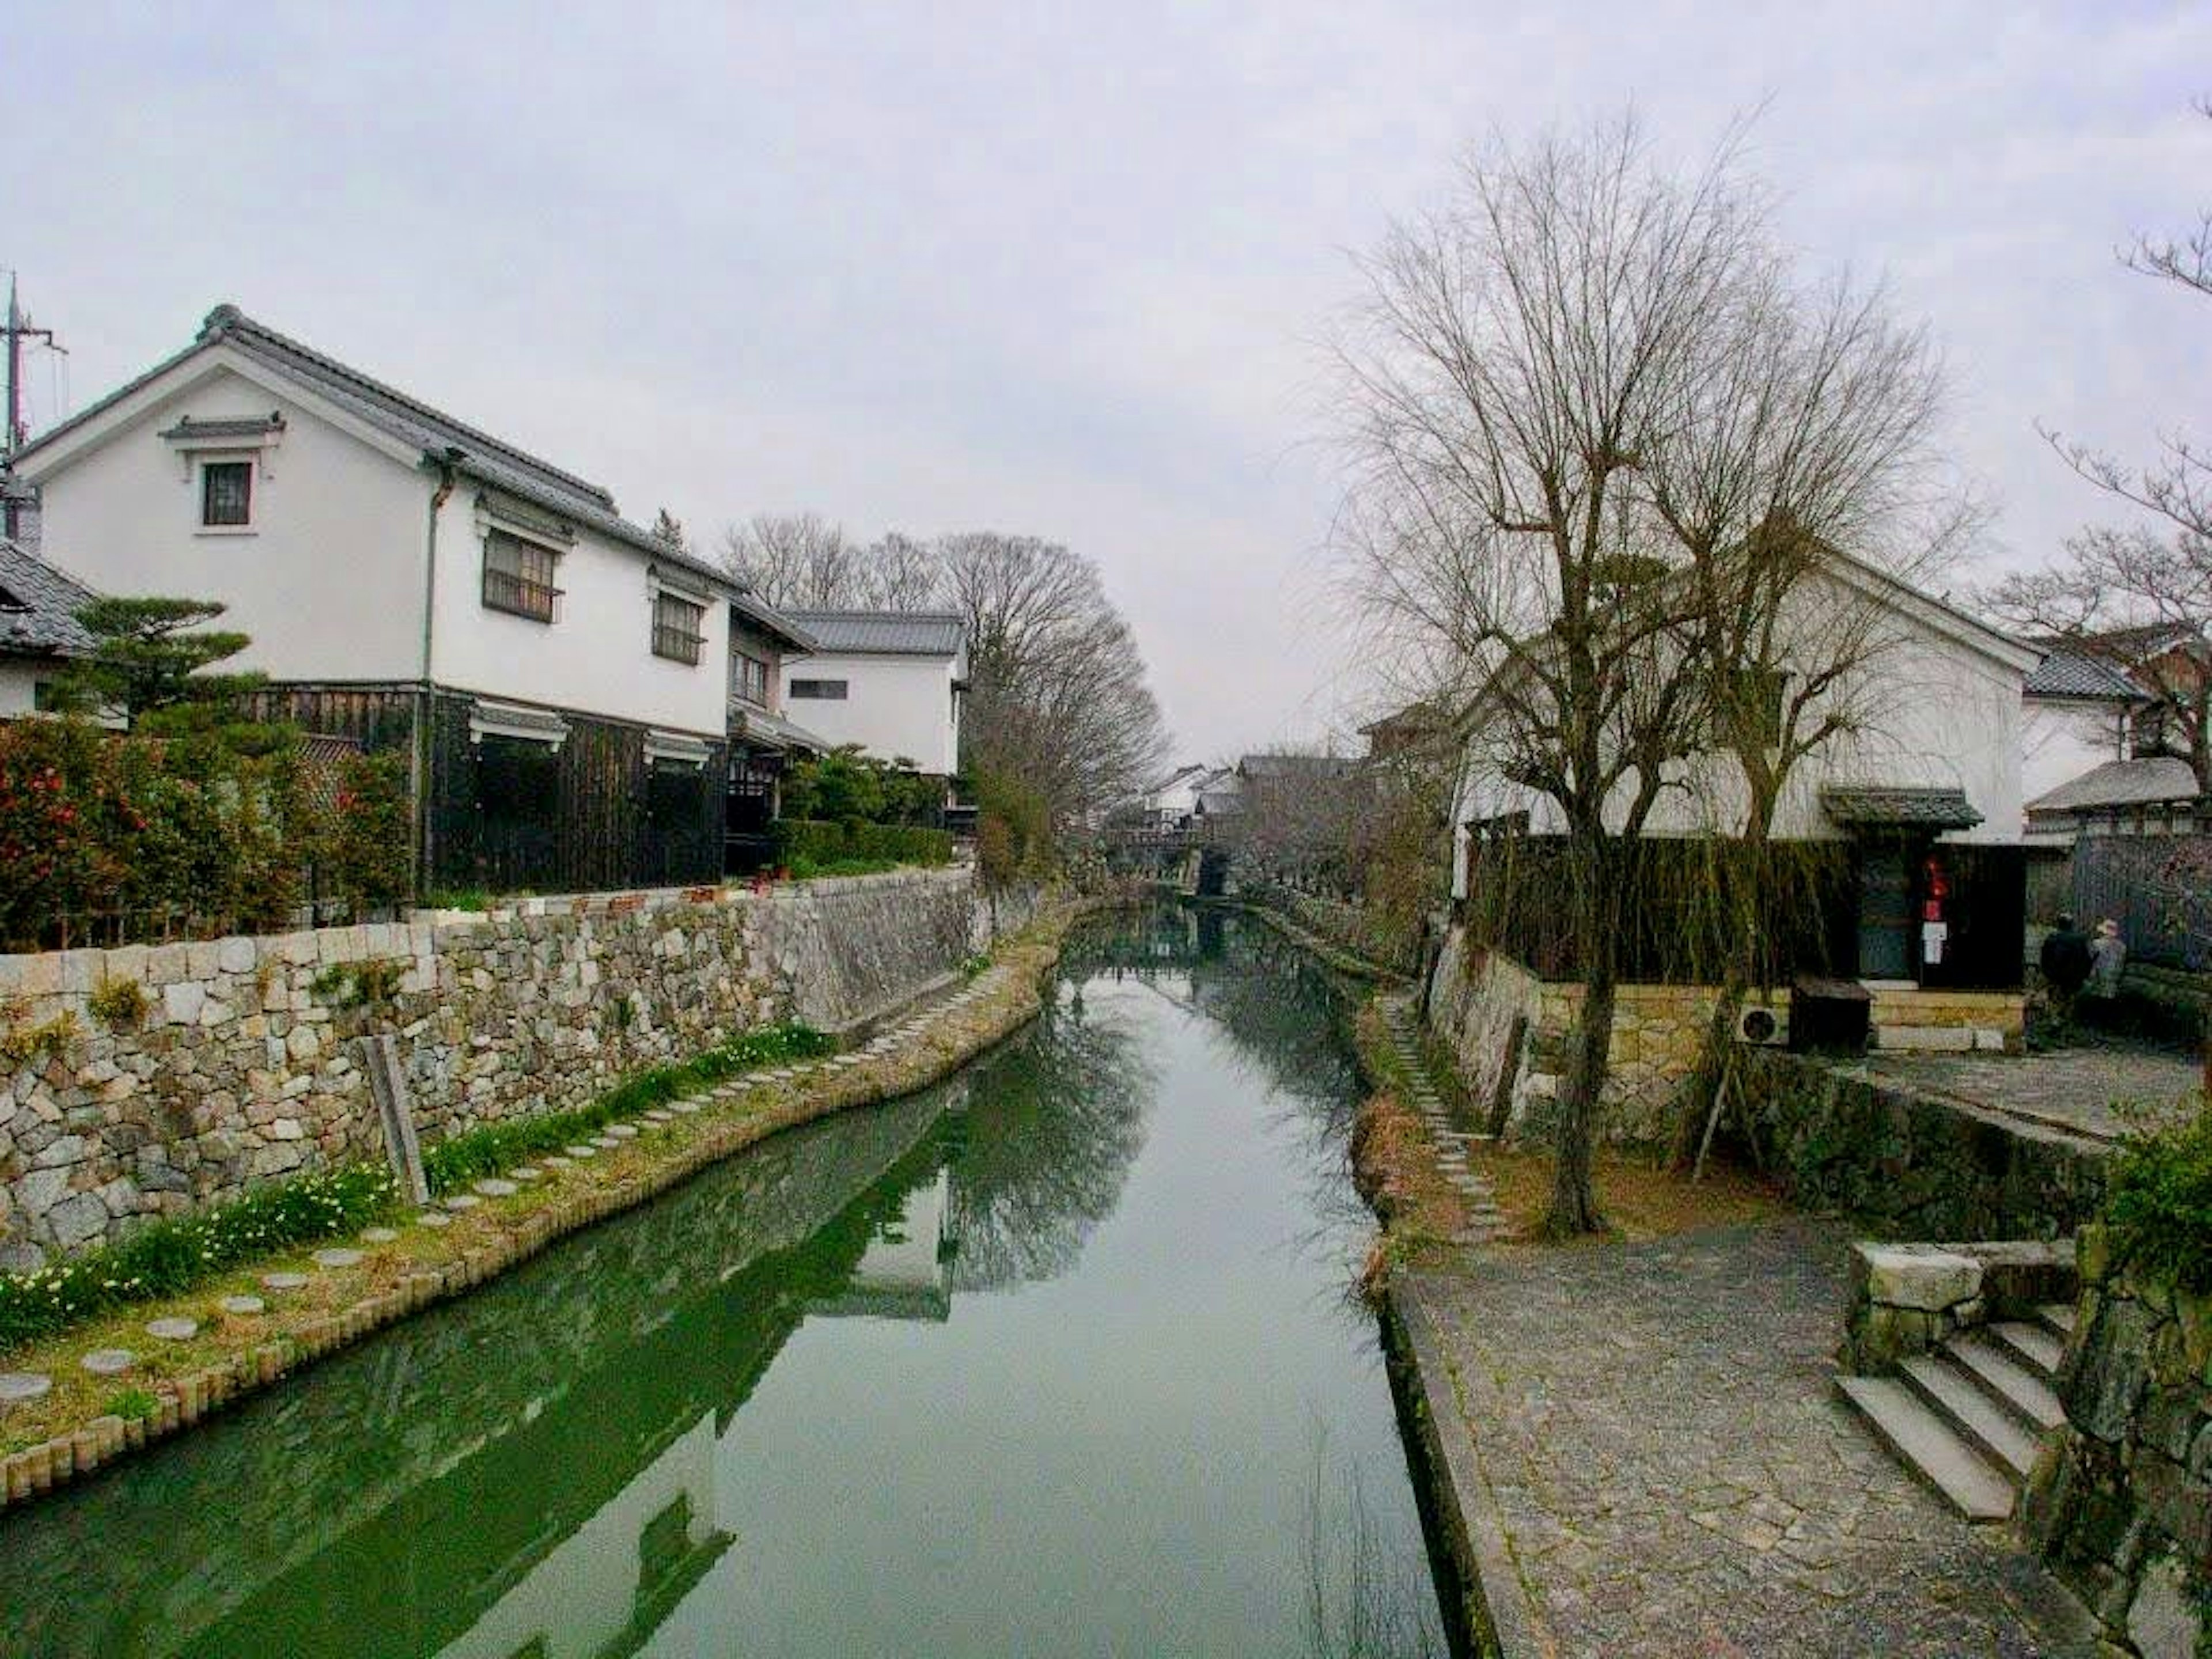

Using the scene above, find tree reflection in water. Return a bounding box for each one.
[942,984,1158,1293]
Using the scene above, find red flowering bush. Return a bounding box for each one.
[0,718,319,948]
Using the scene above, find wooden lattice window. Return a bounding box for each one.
[200,461,252,527]
[482,531,562,623]
[652,591,706,664]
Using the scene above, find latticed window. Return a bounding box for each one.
[652,591,706,664]
[732,649,770,706]
[482,531,562,622]
[200,461,252,527]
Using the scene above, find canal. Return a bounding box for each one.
[0,907,1451,1658]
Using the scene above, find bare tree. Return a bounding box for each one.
[864,531,948,609]
[1332,114,1968,1234]
[1991,101,2212,800]
[1656,272,1973,1149]
[939,532,1169,836]
[716,512,865,607]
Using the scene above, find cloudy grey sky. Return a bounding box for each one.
[9,3,2208,759]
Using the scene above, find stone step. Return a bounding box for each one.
[1944,1335,2066,1434]
[1836,1376,2015,1522]
[1899,1355,2041,1481]
[2032,1302,2077,1342]
[1988,1320,2065,1384]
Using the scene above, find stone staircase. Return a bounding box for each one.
[1838,1302,2074,1522]
[1381,997,1506,1245]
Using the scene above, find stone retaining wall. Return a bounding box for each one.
[0,868,1017,1268]
[2020,1234,2210,1658]
[1424,923,2031,1149]
[1738,1050,2109,1239]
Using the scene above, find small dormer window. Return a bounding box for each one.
[201,460,253,528]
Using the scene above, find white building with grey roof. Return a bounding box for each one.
[12,302,819,892]
[779,610,967,783]
[0,537,99,717]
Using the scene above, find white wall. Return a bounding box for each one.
[0,660,58,718]
[29,366,433,683]
[428,488,731,739]
[781,653,960,773]
[2023,698,2129,804]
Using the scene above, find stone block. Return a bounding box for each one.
[161,982,207,1027]
[1858,1242,1983,1312]
[1875,1024,1977,1053]
[47,1191,109,1248]
[215,936,257,975]
[2126,1553,2204,1659]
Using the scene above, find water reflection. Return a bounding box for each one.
[0,904,1441,1659]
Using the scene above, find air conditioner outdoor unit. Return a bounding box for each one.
[1736,1005,1785,1046]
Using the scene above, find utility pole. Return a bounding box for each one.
[2,272,64,543]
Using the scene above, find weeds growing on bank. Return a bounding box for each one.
[2104,1096,2212,1295]
[421,1021,835,1192]
[0,1164,402,1353]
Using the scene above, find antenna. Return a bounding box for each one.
[2,271,66,543]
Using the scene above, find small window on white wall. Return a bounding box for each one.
[200,460,253,529]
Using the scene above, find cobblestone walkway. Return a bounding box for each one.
[1859,1045,2201,1142]
[1403,1218,2101,1657]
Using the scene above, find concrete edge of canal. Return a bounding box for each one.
[0,897,1099,1514]
[1387,1272,1554,1659]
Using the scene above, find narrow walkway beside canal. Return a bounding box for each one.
[1400,1220,2103,1657]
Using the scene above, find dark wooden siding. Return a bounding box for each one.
[253,682,728,896]
[1460,832,2022,990]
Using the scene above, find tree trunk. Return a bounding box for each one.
[1546,965,1615,1236]
[1546,833,1616,1237]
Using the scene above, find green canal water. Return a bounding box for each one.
[0,907,1453,1658]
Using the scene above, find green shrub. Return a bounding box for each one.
[105,1388,158,1421]
[774,820,951,871]
[2105,1100,2212,1294]
[0,1163,400,1353]
[421,1021,836,1194]
[325,749,414,916]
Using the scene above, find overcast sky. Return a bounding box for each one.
[9,3,2209,759]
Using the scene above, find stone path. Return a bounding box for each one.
[1858,1044,2200,1143]
[1382,995,1505,1243]
[1402,1218,2101,1657]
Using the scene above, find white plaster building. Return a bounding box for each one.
[778,611,966,782]
[1445,555,2040,991]
[12,303,814,892]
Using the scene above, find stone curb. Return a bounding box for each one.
[1202,896,1410,984]
[0,901,1085,1513]
[1388,1273,1555,1659]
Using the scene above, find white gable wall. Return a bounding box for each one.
[781,653,960,773]
[27,366,430,682]
[2023,698,2130,804]
[427,488,730,739]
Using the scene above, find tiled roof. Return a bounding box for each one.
[1819,785,1984,831]
[21,304,735,592]
[1240,752,1361,779]
[782,610,966,657]
[732,706,833,755]
[2024,652,2143,702]
[2025,756,2200,813]
[0,539,100,658]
